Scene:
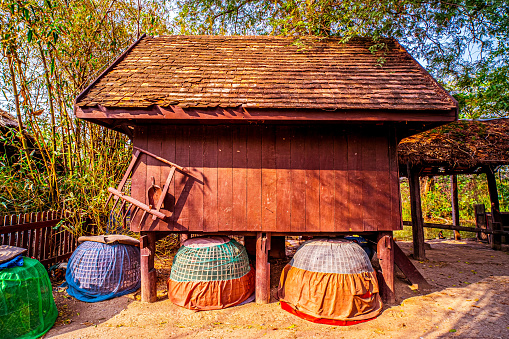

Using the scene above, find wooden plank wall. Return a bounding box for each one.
[132,124,401,233]
[0,211,77,266]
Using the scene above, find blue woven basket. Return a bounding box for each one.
[64,241,140,302]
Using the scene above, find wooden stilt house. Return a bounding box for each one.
[75,35,458,303]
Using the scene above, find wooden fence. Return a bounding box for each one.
[0,211,77,267]
[402,221,509,236]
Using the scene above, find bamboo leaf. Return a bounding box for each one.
[50,58,55,76]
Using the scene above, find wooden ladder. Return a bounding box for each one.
[106,147,187,226]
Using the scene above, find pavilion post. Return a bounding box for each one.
[485,167,502,249]
[490,203,503,251]
[450,175,461,240]
[485,167,500,211]
[407,164,426,261]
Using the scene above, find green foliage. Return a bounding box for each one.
[173,0,509,118]
[398,171,509,240]
[0,0,172,234]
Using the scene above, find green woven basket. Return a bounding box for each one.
[0,257,57,339]
[170,237,251,282]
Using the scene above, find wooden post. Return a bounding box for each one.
[256,232,271,304]
[450,175,461,240]
[140,232,157,302]
[407,164,426,261]
[485,168,500,211]
[490,203,503,251]
[179,233,189,247]
[474,204,488,242]
[485,167,500,247]
[377,233,395,304]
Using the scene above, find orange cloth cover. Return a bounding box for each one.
[278,265,382,322]
[168,267,255,311]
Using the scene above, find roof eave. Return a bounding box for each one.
[76,104,457,131]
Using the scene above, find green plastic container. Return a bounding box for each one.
[0,257,57,339]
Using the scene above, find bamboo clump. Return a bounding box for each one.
[0,0,172,235]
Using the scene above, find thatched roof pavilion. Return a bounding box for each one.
[0,109,39,161]
[397,118,509,258]
[398,119,509,176]
[0,110,20,158]
[0,109,18,130]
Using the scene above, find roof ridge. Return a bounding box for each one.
[148,34,393,40]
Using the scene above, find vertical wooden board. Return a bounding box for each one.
[276,126,292,232]
[188,125,204,232]
[261,125,277,232]
[34,228,41,260]
[174,126,191,231]
[22,229,28,252]
[347,131,363,232]
[9,228,15,246]
[319,127,335,232]
[33,212,42,260]
[27,213,35,257]
[361,131,378,232]
[144,125,163,231]
[63,230,69,257]
[217,126,233,231]
[232,125,248,231]
[305,127,320,232]
[21,214,28,253]
[290,126,306,232]
[203,126,219,232]
[387,127,402,230]
[15,230,21,247]
[43,227,51,261]
[38,227,46,259]
[246,125,262,232]
[40,227,51,260]
[71,233,76,251]
[160,125,177,230]
[374,130,392,231]
[130,126,148,232]
[334,131,349,231]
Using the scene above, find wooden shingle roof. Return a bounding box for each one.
[76,35,457,112]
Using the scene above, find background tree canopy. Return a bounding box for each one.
[173,0,509,119]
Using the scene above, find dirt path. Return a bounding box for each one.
[45,239,509,338]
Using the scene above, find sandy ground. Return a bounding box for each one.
[45,239,509,339]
